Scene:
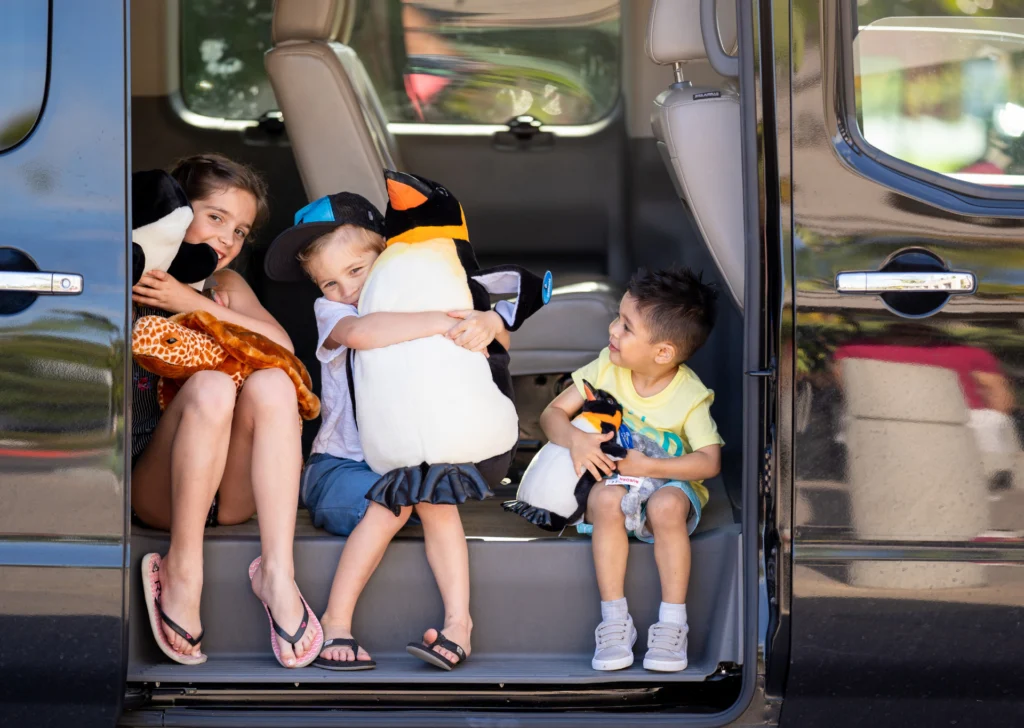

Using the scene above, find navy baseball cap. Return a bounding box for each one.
[264,192,385,282]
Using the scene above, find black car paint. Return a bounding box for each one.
[2,0,1023,726]
[0,1,129,727]
[777,1,1024,726]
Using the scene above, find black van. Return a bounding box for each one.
[2,1,1022,726]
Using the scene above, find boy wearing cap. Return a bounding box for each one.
[264,192,508,538]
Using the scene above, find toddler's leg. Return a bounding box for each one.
[320,502,413,663]
[643,486,692,672]
[586,483,636,671]
[412,502,472,665]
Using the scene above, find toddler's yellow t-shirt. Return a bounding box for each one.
[571,347,724,506]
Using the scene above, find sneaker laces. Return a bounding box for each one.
[595,618,632,650]
[648,622,687,652]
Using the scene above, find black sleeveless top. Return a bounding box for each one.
[130,281,217,462]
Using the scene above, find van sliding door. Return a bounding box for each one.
[0,0,130,725]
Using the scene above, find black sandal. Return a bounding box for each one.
[406,631,468,671]
[313,638,377,671]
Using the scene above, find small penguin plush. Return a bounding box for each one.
[503,381,629,531]
[131,170,218,290]
[355,170,550,513]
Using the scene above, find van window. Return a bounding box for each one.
[0,0,49,152]
[179,0,620,126]
[852,2,1024,187]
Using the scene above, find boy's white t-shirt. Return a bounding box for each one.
[310,297,363,461]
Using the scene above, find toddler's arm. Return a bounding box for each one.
[617,445,721,482]
[323,311,454,351]
[446,310,509,353]
[540,386,616,480]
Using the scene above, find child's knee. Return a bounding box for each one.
[413,501,459,521]
[588,484,625,520]
[646,488,690,527]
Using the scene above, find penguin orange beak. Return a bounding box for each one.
[386,177,429,211]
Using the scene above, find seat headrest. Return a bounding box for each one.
[272,0,350,44]
[646,0,737,66]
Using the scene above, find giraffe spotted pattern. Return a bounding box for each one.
[131,310,320,420]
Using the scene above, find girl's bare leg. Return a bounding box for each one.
[131,371,236,656]
[319,502,413,662]
[217,369,314,666]
[414,502,472,664]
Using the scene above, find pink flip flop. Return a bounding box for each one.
[248,556,323,668]
[141,552,207,666]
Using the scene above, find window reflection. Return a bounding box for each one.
[0,0,49,152]
[853,4,1024,187]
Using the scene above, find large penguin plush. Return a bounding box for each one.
[132,170,218,289]
[355,170,551,513]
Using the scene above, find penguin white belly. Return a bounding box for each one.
[515,418,600,524]
[354,240,519,473]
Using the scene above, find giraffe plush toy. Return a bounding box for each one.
[132,310,320,420]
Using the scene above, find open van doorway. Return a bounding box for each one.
[121,0,768,722]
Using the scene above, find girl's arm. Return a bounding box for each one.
[324,310,454,351]
[132,269,293,351]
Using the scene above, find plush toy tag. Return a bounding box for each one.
[606,474,644,488]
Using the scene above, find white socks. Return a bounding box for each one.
[659,601,687,626]
[601,597,629,622]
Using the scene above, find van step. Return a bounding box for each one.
[132,655,712,685]
[128,517,741,686]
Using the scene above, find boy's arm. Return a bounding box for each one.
[540,386,616,480]
[324,311,453,351]
[617,445,721,482]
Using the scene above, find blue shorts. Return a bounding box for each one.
[301,453,380,536]
[576,480,702,543]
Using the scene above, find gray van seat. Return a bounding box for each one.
[647,0,743,310]
[265,0,399,209]
[265,0,622,377]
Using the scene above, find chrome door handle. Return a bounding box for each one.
[835,271,975,294]
[0,271,83,294]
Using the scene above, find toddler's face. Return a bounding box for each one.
[307,236,381,306]
[608,293,662,370]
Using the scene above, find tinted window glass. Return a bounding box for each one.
[179,0,620,126]
[853,1,1024,187]
[0,0,49,151]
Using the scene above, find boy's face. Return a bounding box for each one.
[307,234,381,306]
[608,293,677,371]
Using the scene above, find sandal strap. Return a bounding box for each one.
[322,638,359,650]
[429,631,466,662]
[158,606,204,647]
[267,602,310,646]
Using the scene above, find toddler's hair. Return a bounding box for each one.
[297,225,386,278]
[627,266,718,361]
[169,153,270,236]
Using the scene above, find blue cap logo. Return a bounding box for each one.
[542,270,553,304]
[294,196,336,225]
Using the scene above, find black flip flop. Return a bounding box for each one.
[406,631,467,671]
[313,638,376,671]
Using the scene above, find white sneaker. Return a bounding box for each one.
[643,621,688,672]
[591,616,637,671]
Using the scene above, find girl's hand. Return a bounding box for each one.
[445,310,503,353]
[212,287,231,309]
[615,450,652,478]
[569,430,616,480]
[132,270,206,313]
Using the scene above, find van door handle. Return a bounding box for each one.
[835,270,975,294]
[0,271,83,294]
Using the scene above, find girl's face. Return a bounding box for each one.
[185,186,258,271]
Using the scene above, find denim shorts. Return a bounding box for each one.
[301,453,381,536]
[576,480,702,543]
